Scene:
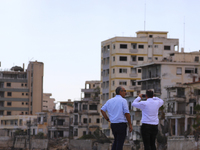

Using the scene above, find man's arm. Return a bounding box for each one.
[125,113,133,132]
[132,94,145,110]
[153,97,164,107]
[101,110,110,122]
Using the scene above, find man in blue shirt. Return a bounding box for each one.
[132,90,164,150]
[101,86,133,150]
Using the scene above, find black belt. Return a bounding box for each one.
[142,123,158,126]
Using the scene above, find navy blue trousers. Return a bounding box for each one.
[111,123,127,150]
[141,123,158,150]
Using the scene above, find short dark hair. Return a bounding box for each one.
[146,90,153,98]
[115,86,122,95]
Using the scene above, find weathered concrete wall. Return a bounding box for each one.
[168,139,200,150]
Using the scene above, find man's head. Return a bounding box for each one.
[115,86,126,98]
[146,90,153,98]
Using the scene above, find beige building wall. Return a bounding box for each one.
[43,93,55,112]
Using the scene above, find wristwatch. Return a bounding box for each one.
[106,118,109,121]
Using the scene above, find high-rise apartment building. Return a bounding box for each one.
[100,31,179,136]
[43,93,55,112]
[0,61,44,116]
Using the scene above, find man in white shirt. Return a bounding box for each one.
[132,90,163,150]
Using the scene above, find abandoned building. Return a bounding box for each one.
[73,80,100,139]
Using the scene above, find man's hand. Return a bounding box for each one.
[129,125,133,132]
[139,93,142,98]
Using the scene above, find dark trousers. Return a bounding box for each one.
[141,123,158,150]
[111,123,127,150]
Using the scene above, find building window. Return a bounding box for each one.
[89,105,97,110]
[148,45,152,48]
[177,67,182,75]
[185,68,194,74]
[107,45,110,51]
[7,102,11,106]
[131,55,137,61]
[113,44,115,49]
[112,93,115,97]
[195,56,199,62]
[83,118,87,123]
[119,68,127,73]
[119,56,127,61]
[113,68,115,74]
[21,83,24,86]
[120,44,127,49]
[164,45,171,50]
[154,45,158,48]
[96,118,100,123]
[138,69,141,73]
[7,92,12,97]
[138,57,144,61]
[155,57,158,60]
[25,84,27,86]
[119,81,127,85]
[21,112,24,115]
[89,118,91,123]
[113,56,115,61]
[22,102,24,105]
[83,104,87,110]
[7,111,11,115]
[25,112,28,115]
[195,68,198,74]
[22,93,24,96]
[112,81,115,86]
[138,82,141,85]
[26,102,28,105]
[138,45,144,49]
[7,83,11,87]
[131,43,137,49]
[26,93,28,96]
[149,35,153,38]
[131,80,136,86]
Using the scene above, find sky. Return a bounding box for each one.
[0,0,200,103]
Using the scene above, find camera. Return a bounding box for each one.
[142,94,146,98]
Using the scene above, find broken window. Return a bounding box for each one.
[154,45,158,48]
[83,118,87,123]
[131,55,137,61]
[83,104,87,110]
[138,57,144,61]
[107,45,110,51]
[148,45,152,48]
[164,45,171,50]
[195,56,199,62]
[74,129,78,136]
[176,67,182,75]
[119,81,127,85]
[177,88,185,97]
[7,111,11,115]
[89,105,97,110]
[138,82,141,85]
[57,119,64,125]
[119,68,127,73]
[119,56,127,61]
[120,44,127,49]
[155,57,158,60]
[7,83,11,87]
[185,68,194,74]
[138,45,144,49]
[7,102,11,106]
[131,43,137,49]
[113,44,115,49]
[96,118,100,123]
[131,80,136,86]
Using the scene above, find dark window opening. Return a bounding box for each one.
[131,43,137,49]
[7,83,11,87]
[138,69,141,73]
[164,46,171,50]
[7,111,11,115]
[120,44,127,49]
[7,102,11,106]
[7,92,12,96]
[83,105,87,110]
[195,68,198,74]
[89,105,97,110]
[138,57,144,61]
[83,118,87,123]
[96,118,100,123]
[138,45,144,49]
[185,68,194,73]
[119,56,127,61]
[138,82,141,85]
[149,35,153,38]
[195,56,199,62]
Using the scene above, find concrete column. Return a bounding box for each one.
[185,117,188,131]
[41,116,43,124]
[174,102,177,113]
[175,118,178,136]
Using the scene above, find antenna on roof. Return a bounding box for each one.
[144,1,146,31]
[183,16,185,50]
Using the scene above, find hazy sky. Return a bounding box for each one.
[0,0,199,102]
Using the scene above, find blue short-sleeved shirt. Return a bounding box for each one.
[101,95,130,123]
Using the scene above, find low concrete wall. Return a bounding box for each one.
[168,138,200,150]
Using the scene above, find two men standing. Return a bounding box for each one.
[101,87,163,150]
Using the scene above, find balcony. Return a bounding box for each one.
[81,89,95,93]
[129,61,138,65]
[129,49,138,53]
[166,110,196,115]
[166,96,186,102]
[129,73,138,77]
